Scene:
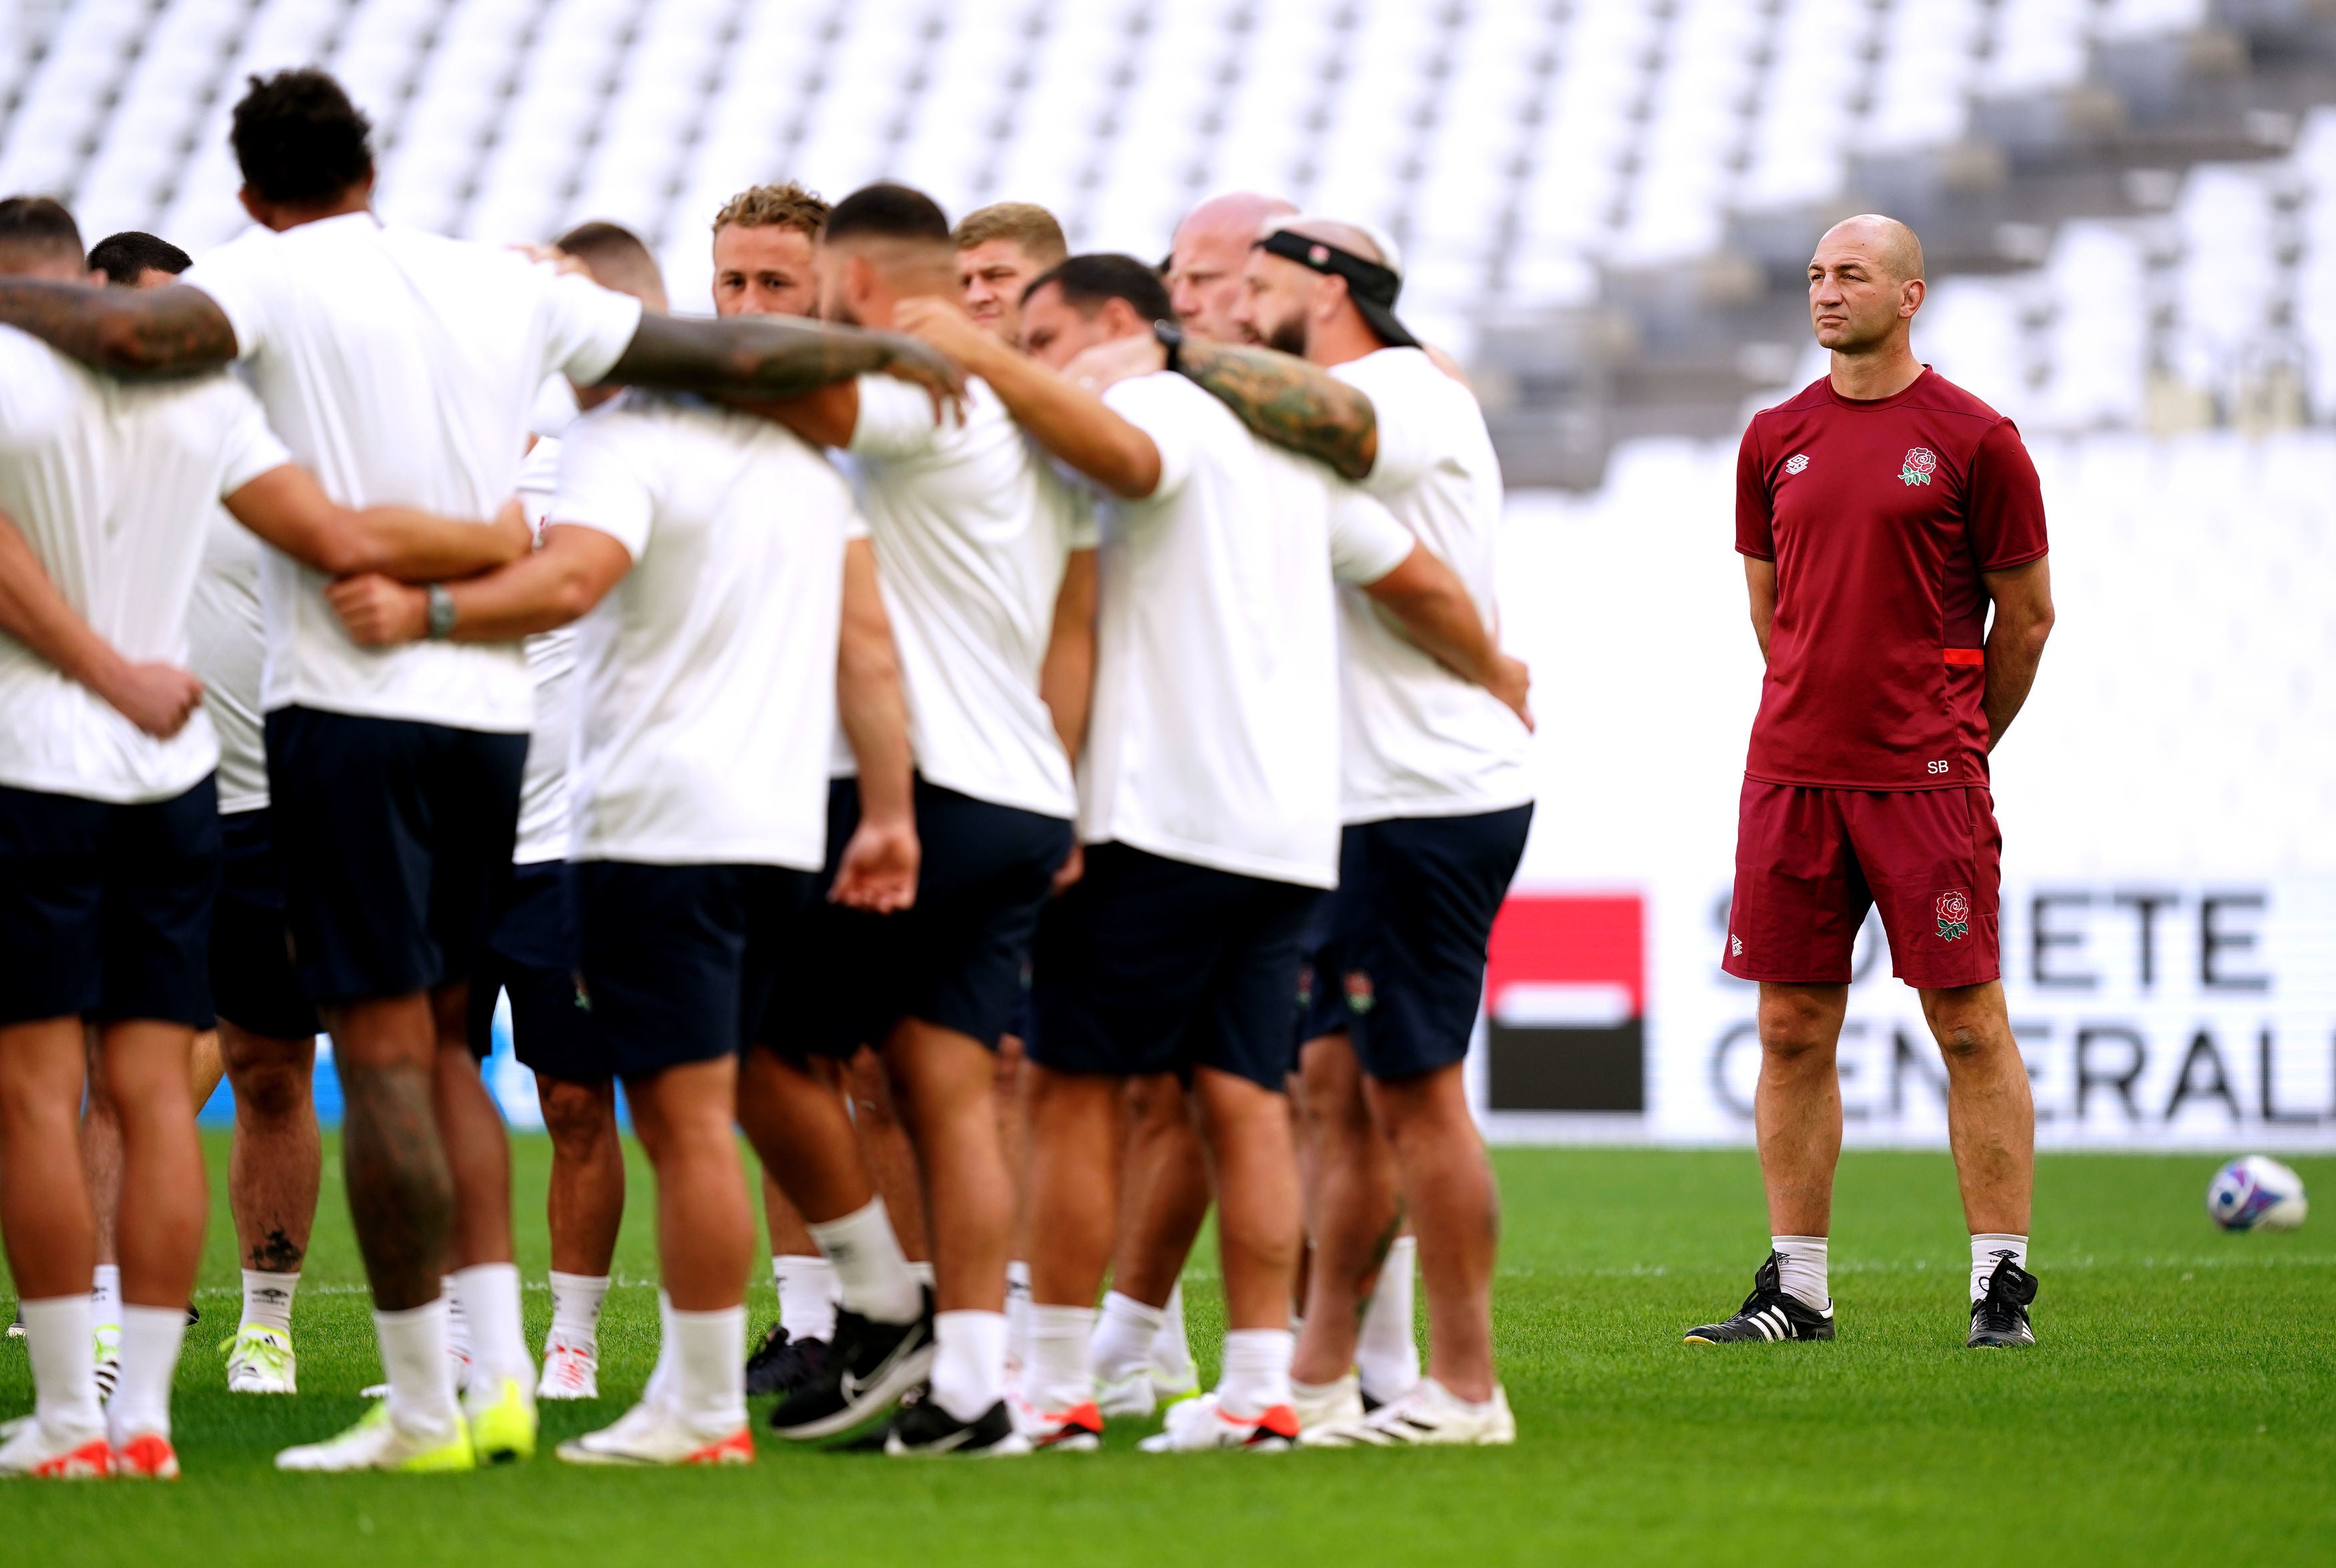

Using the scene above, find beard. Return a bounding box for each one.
[1264,312,1308,358]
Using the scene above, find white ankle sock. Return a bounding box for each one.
[1151,1281,1193,1380]
[806,1200,920,1324]
[1003,1260,1032,1375]
[107,1304,185,1443]
[908,1259,936,1288]
[1356,1236,1420,1403]
[772,1255,839,1342]
[1970,1234,2028,1302]
[669,1304,746,1437]
[90,1264,121,1338]
[374,1298,461,1440]
[1217,1327,1295,1420]
[240,1269,297,1336]
[442,1273,473,1382]
[643,1290,677,1413]
[930,1308,1007,1423]
[1771,1234,1831,1310]
[1025,1303,1095,1414]
[1089,1290,1165,1384]
[453,1263,532,1389]
[547,1271,609,1346]
[20,1295,101,1438]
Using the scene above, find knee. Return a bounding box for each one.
[1920,985,2008,1064]
[538,1079,613,1154]
[1757,998,1840,1064]
[232,1060,312,1124]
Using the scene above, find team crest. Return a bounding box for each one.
[1295,963,1316,1011]
[1934,890,1970,942]
[1899,447,1937,486]
[1783,453,1809,474]
[1343,970,1376,1015]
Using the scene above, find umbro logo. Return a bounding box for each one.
[1783,454,1809,474]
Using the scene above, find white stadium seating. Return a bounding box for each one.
[0,0,2216,349]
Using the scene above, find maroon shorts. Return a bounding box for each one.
[1722,780,2001,990]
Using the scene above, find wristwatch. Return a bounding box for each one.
[424,583,458,641]
[1152,318,1185,376]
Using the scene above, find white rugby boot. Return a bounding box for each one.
[1299,1377,1516,1448]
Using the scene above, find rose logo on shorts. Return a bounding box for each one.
[1343,969,1376,1014]
[1900,447,1938,486]
[1784,453,1809,475]
[1295,963,1316,1011]
[1934,889,1970,942]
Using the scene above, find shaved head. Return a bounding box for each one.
[1820,214,1924,284]
[1169,189,1298,343]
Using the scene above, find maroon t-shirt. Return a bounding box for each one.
[1736,368,2048,791]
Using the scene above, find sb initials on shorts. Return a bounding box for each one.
[1722,779,2002,990]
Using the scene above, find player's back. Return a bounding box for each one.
[0,327,283,801]
[184,214,641,732]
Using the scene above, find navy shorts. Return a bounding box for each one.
[579,861,816,1078]
[1297,805,1532,1080]
[265,707,527,1007]
[762,777,1071,1058]
[0,777,221,1030]
[211,807,321,1041]
[1029,841,1322,1091]
[467,861,597,1078]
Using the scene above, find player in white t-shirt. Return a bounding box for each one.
[0,71,961,1474]
[325,354,887,1470]
[895,254,1528,1453]
[0,198,537,1480]
[739,185,1089,1455]
[1208,217,1536,1446]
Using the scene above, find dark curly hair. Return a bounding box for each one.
[230,69,374,206]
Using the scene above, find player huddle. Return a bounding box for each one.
[0,63,2055,1483]
[0,68,1534,1475]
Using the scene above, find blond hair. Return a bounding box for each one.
[950,202,1067,266]
[711,181,830,238]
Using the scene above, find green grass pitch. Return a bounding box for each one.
[4,1137,2331,1563]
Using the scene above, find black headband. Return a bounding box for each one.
[1253,227,1419,348]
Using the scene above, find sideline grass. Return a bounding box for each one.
[4,1140,2332,1564]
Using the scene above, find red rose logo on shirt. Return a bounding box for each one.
[1900,447,1938,486]
[1935,889,1970,941]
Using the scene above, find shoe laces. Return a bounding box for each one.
[1972,1252,2037,1326]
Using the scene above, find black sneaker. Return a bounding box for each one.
[882,1386,1031,1457]
[1966,1252,2038,1348]
[1683,1252,1837,1343]
[745,1322,829,1398]
[766,1289,935,1440]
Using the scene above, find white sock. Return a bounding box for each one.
[442,1273,473,1380]
[107,1304,185,1443]
[453,1262,533,1390]
[91,1264,121,1339]
[1771,1234,1831,1311]
[1151,1280,1193,1381]
[547,1271,609,1348]
[669,1304,746,1437]
[1003,1260,1032,1376]
[1025,1303,1095,1414]
[772,1255,839,1343]
[1089,1290,1165,1384]
[1970,1234,2028,1302]
[374,1298,461,1441]
[908,1259,936,1290]
[643,1290,677,1413]
[20,1295,101,1438]
[240,1269,298,1336]
[1356,1236,1420,1403]
[806,1200,920,1325]
[930,1308,1007,1423]
[1217,1326,1294,1420]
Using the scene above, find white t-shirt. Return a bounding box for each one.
[511,437,577,864]
[184,212,643,733]
[551,392,855,869]
[1083,372,1413,888]
[844,376,1093,820]
[0,329,288,803]
[186,505,268,813]
[1332,348,1534,821]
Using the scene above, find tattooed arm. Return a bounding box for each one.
[1175,340,1379,482]
[601,312,962,418]
[0,280,238,378]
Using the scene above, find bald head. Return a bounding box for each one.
[1169,189,1298,342]
[1819,214,1924,285]
[1271,216,1393,270]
